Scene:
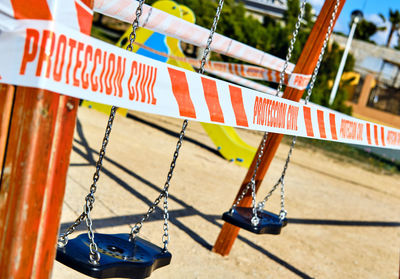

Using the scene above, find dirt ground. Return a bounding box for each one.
[52,106,400,279]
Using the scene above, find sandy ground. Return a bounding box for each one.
[52,106,400,279]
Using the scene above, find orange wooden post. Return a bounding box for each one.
[0,0,93,278]
[31,96,81,279]
[212,0,346,256]
[0,85,14,176]
[0,88,60,278]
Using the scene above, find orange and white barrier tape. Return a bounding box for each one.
[131,42,276,92]
[0,20,399,150]
[94,0,308,79]
[0,0,92,32]
[134,42,310,90]
[207,69,276,95]
[205,61,311,90]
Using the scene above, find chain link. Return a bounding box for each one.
[305,0,340,105]
[276,0,307,96]
[256,0,340,220]
[84,198,101,264]
[229,0,306,226]
[230,132,267,219]
[198,0,225,75]
[57,0,147,263]
[126,0,146,52]
[129,0,225,251]
[58,106,117,264]
[257,136,296,220]
[129,120,187,251]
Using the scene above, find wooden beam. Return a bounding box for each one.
[31,96,80,279]
[0,85,15,178]
[0,0,93,278]
[212,0,346,256]
[0,88,60,278]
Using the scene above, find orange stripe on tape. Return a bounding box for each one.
[240,65,245,77]
[329,113,338,140]
[201,77,225,123]
[167,68,196,118]
[75,1,93,35]
[374,125,379,146]
[366,123,372,144]
[317,110,326,139]
[274,71,280,82]
[229,85,248,127]
[380,126,386,146]
[303,106,314,137]
[11,0,52,20]
[234,64,239,76]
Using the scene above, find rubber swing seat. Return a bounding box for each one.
[222,207,287,235]
[56,233,171,279]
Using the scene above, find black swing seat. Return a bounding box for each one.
[222,207,287,235]
[56,233,171,279]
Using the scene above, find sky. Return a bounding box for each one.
[309,0,400,47]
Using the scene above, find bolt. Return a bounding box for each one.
[66,101,75,111]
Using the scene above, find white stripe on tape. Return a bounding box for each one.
[0,20,399,150]
[93,0,294,72]
[207,69,276,95]
[132,41,310,89]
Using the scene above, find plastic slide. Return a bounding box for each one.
[161,3,256,167]
[200,123,256,167]
[81,0,180,115]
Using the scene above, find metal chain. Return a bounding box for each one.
[129,0,225,251]
[257,136,296,219]
[229,132,268,226]
[57,106,117,264]
[198,0,225,75]
[305,0,340,104]
[257,0,341,220]
[229,0,306,226]
[276,0,307,96]
[57,0,146,264]
[129,120,187,251]
[126,0,146,52]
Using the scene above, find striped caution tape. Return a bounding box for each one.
[133,42,310,90]
[94,0,302,74]
[206,69,276,95]
[0,0,92,32]
[0,20,399,150]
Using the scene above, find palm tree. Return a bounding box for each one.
[379,9,400,47]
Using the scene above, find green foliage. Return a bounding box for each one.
[287,135,400,173]
[385,9,400,47]
[308,42,354,115]
[353,19,381,43]
[175,0,354,114]
[375,9,400,47]
[178,0,274,59]
[349,17,386,44]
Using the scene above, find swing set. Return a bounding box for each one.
[1,0,398,278]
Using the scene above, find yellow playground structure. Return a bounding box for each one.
[83,0,256,167]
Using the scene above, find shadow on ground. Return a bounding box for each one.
[62,117,400,279]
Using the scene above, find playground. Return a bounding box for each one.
[50,107,400,278]
[1,0,400,278]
